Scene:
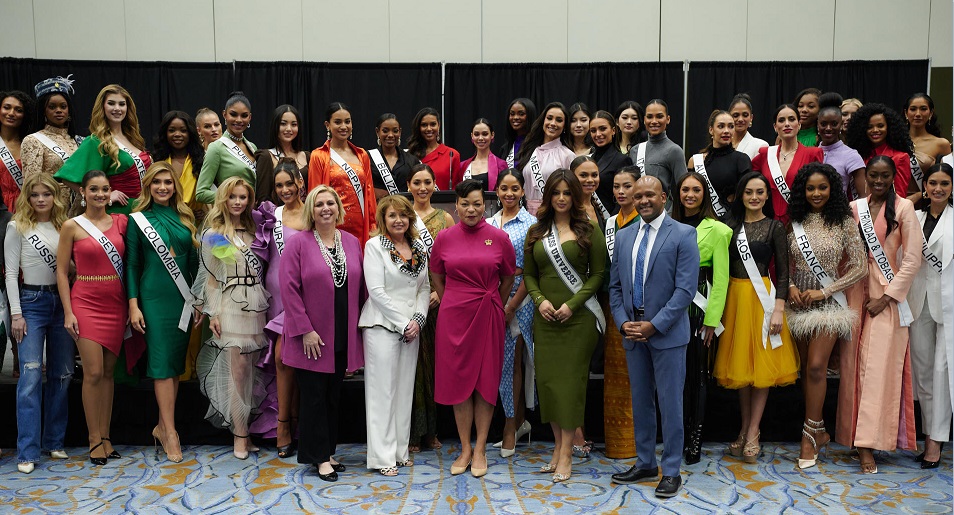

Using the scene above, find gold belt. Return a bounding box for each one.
[77,274,120,281]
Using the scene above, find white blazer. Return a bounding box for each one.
[358,236,430,333]
[908,204,953,324]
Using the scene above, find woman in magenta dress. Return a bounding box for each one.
[430,179,515,478]
[56,170,131,465]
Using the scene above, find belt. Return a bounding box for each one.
[22,284,57,292]
[225,275,259,287]
[77,274,120,282]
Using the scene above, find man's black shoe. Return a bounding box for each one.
[611,465,659,484]
[654,475,682,498]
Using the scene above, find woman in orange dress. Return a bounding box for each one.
[308,102,377,246]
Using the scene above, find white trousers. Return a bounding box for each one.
[909,297,952,442]
[363,326,419,469]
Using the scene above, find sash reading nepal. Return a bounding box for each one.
[330,148,365,215]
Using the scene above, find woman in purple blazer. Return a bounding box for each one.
[280,185,365,483]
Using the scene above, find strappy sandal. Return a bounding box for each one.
[552,471,571,483]
[797,418,830,470]
[102,437,121,459]
[858,448,878,474]
[397,459,413,467]
[379,466,399,476]
[538,463,557,473]
[572,444,591,458]
[728,432,746,457]
[742,432,761,464]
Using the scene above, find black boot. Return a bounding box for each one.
[684,425,703,465]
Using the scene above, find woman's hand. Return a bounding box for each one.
[788,286,804,308]
[769,309,784,335]
[109,190,129,206]
[553,303,573,323]
[130,306,146,334]
[504,304,516,323]
[11,315,26,342]
[701,325,716,347]
[403,320,421,342]
[193,309,206,327]
[210,316,221,338]
[64,312,79,340]
[866,294,892,317]
[802,289,826,304]
[428,291,440,309]
[303,331,324,359]
[538,300,556,322]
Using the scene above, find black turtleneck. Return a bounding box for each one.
[698,144,751,204]
[682,211,704,228]
[592,144,633,214]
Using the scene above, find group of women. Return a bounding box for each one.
[0,76,950,484]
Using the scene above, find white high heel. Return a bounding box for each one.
[496,421,531,456]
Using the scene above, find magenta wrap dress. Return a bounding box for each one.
[430,219,516,405]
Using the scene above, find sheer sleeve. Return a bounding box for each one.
[192,229,224,317]
[822,217,868,297]
[771,220,789,300]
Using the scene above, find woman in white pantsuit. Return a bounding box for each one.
[359,195,430,476]
[908,162,953,469]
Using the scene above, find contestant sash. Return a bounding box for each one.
[269,148,283,160]
[329,148,365,215]
[634,142,647,173]
[692,154,726,217]
[737,224,782,349]
[910,154,924,191]
[232,234,264,283]
[130,212,194,331]
[691,281,725,336]
[542,224,605,333]
[592,192,611,220]
[73,215,124,281]
[766,146,791,203]
[368,149,400,195]
[462,162,472,181]
[506,145,515,168]
[120,146,147,181]
[605,215,618,262]
[0,137,22,189]
[273,205,285,256]
[32,132,74,164]
[415,216,434,255]
[791,221,848,308]
[222,138,256,173]
[526,151,545,196]
[856,198,914,326]
[25,229,57,272]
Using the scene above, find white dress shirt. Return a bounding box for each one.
[631,210,667,289]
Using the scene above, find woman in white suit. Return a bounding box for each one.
[908,162,953,469]
[359,194,431,476]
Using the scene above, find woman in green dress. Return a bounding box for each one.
[524,169,606,483]
[195,92,257,205]
[127,161,199,463]
[407,163,453,452]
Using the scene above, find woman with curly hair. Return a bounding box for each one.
[837,156,923,474]
[517,102,576,215]
[151,111,206,215]
[55,84,151,214]
[785,163,867,469]
[845,103,915,202]
[524,170,606,482]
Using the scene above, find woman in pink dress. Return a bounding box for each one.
[56,170,131,465]
[838,155,923,473]
[430,179,515,478]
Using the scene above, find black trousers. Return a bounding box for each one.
[683,270,712,452]
[296,350,346,465]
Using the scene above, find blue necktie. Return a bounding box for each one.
[632,223,650,309]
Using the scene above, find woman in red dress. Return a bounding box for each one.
[56,170,130,465]
[407,108,460,191]
[429,179,515,478]
[845,103,916,202]
[751,104,823,225]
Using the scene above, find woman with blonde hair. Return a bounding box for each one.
[54,84,151,214]
[359,194,429,476]
[126,162,199,463]
[7,174,71,473]
[195,108,222,151]
[192,176,270,459]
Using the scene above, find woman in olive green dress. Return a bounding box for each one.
[127,161,199,463]
[524,170,606,483]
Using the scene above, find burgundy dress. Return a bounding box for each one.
[430,219,516,405]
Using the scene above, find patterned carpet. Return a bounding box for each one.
[3,441,951,514]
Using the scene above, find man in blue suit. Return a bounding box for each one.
[608,175,699,498]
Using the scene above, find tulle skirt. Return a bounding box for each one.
[713,278,799,389]
[197,284,270,434]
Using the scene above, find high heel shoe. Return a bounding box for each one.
[858,448,878,474]
[233,435,251,460]
[276,419,296,459]
[153,426,183,463]
[797,418,830,470]
[742,432,760,464]
[728,432,746,457]
[450,459,471,475]
[493,420,531,449]
[915,442,944,462]
[102,438,121,459]
[89,441,107,466]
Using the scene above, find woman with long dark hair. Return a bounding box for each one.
[516,102,575,215]
[793,88,821,147]
[614,101,645,154]
[589,111,633,211]
[687,110,751,218]
[368,113,419,198]
[784,163,867,469]
[495,98,537,169]
[407,107,460,190]
[458,118,508,190]
[905,93,951,197]
[0,90,33,211]
[838,156,923,474]
[670,171,733,464]
[524,170,606,482]
[568,103,592,156]
[254,105,310,205]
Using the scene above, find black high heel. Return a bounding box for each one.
[89,441,107,466]
[915,442,944,463]
[316,464,338,482]
[102,437,121,459]
[276,419,296,459]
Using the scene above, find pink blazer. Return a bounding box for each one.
[457,153,509,189]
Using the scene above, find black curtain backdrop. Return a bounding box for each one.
[444,62,686,156]
[1,58,930,162]
[685,60,930,156]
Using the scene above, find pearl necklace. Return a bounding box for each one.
[316,229,347,287]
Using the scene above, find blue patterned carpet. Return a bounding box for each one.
[3,441,951,514]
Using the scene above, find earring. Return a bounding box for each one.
[349,133,353,140]
[80,197,86,207]
[108,199,113,207]
[376,138,381,146]
[923,191,929,198]
[326,129,331,140]
[437,136,441,143]
[397,137,401,146]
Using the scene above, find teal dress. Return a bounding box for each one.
[125,203,199,378]
[523,223,607,428]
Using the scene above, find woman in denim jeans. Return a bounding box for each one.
[5,174,73,473]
